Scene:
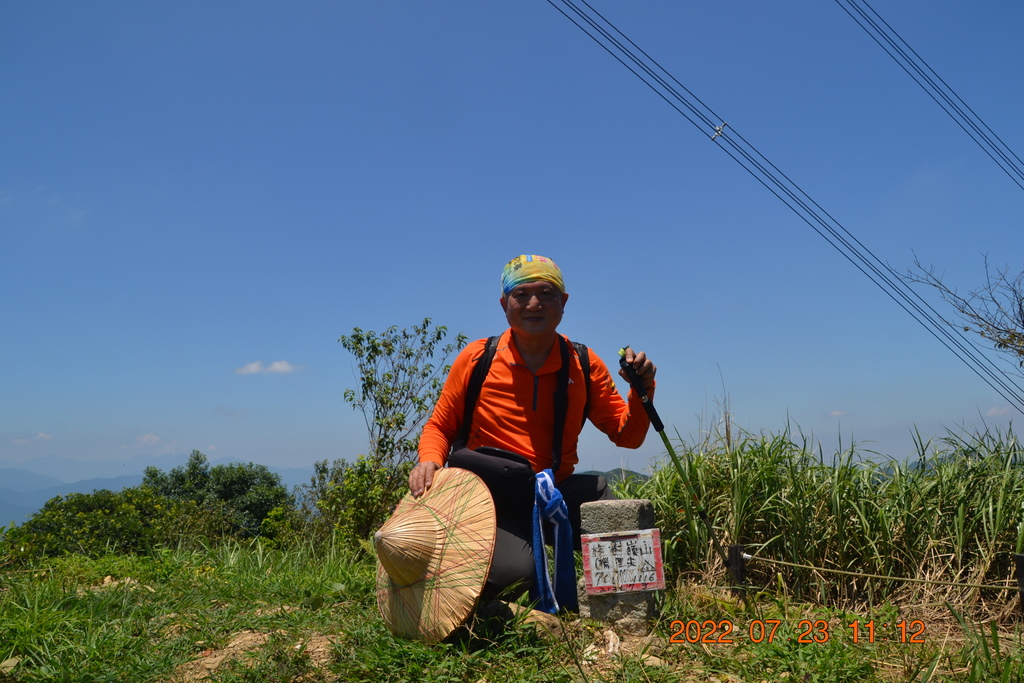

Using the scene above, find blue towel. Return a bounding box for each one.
[531,469,578,613]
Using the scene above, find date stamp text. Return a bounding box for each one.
[668,619,927,645]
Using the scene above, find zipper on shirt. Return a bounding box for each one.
[511,361,541,411]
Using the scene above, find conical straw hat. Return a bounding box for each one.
[374,467,496,642]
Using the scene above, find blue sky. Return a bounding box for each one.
[3,1,1023,480]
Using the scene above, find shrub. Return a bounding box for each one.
[5,487,176,559]
[315,456,413,542]
[143,450,293,537]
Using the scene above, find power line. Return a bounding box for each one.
[835,0,1024,193]
[546,0,1024,413]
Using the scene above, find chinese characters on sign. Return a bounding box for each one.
[581,529,665,594]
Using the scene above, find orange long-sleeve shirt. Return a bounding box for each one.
[419,330,653,482]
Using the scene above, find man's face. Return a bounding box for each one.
[501,280,568,339]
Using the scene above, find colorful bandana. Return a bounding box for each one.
[501,255,565,296]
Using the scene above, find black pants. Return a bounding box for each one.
[447,448,614,599]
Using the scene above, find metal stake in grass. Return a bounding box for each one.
[618,347,731,571]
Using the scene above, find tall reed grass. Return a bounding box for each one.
[621,425,1024,614]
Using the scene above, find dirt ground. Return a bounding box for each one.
[168,629,342,683]
[160,604,711,683]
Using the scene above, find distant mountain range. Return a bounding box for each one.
[579,468,650,485]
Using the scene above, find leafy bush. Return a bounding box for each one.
[316,456,413,542]
[143,450,293,537]
[4,487,178,559]
[286,459,350,545]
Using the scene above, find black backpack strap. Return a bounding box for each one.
[451,336,499,453]
[551,335,571,474]
[572,341,591,428]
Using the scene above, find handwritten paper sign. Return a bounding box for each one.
[581,529,665,594]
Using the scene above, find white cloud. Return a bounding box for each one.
[34,432,52,440]
[235,360,298,374]
[138,433,160,446]
[236,361,264,375]
[830,410,846,417]
[12,438,29,446]
[987,406,1013,417]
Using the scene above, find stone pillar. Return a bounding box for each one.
[577,499,658,635]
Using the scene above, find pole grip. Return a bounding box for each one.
[618,350,664,432]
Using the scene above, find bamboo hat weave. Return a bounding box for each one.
[374,467,496,642]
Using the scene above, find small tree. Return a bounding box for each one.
[339,318,467,469]
[325,318,466,540]
[907,257,1024,372]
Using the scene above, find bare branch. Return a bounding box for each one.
[905,257,1024,371]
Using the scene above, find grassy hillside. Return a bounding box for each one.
[3,427,1024,682]
[0,540,1020,682]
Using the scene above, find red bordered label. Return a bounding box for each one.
[581,529,665,594]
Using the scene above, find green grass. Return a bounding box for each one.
[621,425,1024,613]
[3,425,1024,682]
[2,540,1023,682]
[0,540,608,683]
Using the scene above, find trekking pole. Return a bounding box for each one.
[618,348,731,569]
